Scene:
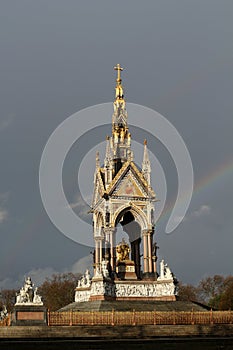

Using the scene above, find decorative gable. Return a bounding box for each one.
[107,161,156,200]
[113,171,146,198]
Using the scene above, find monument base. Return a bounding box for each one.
[75,278,177,302]
[74,259,177,303]
[11,305,47,326]
[116,260,137,280]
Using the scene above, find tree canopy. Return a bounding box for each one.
[0,289,17,313]
[179,275,233,310]
[37,272,81,311]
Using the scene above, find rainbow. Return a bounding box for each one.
[194,156,233,195]
[158,155,233,225]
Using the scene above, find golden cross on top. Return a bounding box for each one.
[114,63,123,84]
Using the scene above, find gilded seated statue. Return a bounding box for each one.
[116,238,130,262]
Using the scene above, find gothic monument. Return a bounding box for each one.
[75,64,177,302]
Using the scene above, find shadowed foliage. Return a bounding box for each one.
[0,289,17,313]
[179,275,233,310]
[38,272,81,311]
[177,283,199,302]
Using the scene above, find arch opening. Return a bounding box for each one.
[115,210,142,279]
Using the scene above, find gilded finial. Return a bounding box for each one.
[144,139,147,146]
[114,64,124,99]
[114,63,123,85]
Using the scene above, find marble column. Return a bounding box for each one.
[109,229,116,271]
[99,239,102,266]
[147,232,153,273]
[143,231,148,273]
[95,240,99,270]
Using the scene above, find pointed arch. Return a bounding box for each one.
[94,211,104,237]
[113,204,149,231]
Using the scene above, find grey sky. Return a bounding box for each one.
[0,0,233,289]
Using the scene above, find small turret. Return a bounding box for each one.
[95,151,100,169]
[104,136,113,186]
[142,139,151,185]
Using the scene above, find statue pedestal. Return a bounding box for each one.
[11,305,47,326]
[116,260,137,280]
[12,276,46,325]
[75,286,91,302]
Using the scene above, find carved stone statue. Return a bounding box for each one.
[94,266,102,278]
[85,269,91,286]
[101,260,110,278]
[164,263,173,279]
[15,277,43,305]
[33,287,43,304]
[77,270,91,288]
[24,276,34,302]
[158,260,173,280]
[160,259,165,279]
[80,275,86,287]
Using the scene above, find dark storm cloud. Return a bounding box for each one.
[0,0,232,286]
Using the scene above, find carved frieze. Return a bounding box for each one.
[75,279,177,302]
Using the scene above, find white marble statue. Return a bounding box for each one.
[164,263,173,279]
[94,266,102,278]
[80,275,86,287]
[160,259,165,279]
[85,269,91,286]
[15,277,43,305]
[101,260,110,278]
[158,259,173,280]
[33,287,43,304]
[77,270,92,288]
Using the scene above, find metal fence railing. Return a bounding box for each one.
[0,315,11,326]
[47,310,233,326]
[1,310,232,327]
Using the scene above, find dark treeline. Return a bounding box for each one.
[178,275,233,310]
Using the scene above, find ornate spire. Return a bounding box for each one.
[142,139,151,185]
[111,64,133,170]
[112,65,128,140]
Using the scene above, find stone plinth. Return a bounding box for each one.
[75,278,177,302]
[74,260,177,303]
[11,305,47,326]
[116,260,137,280]
[74,286,91,303]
